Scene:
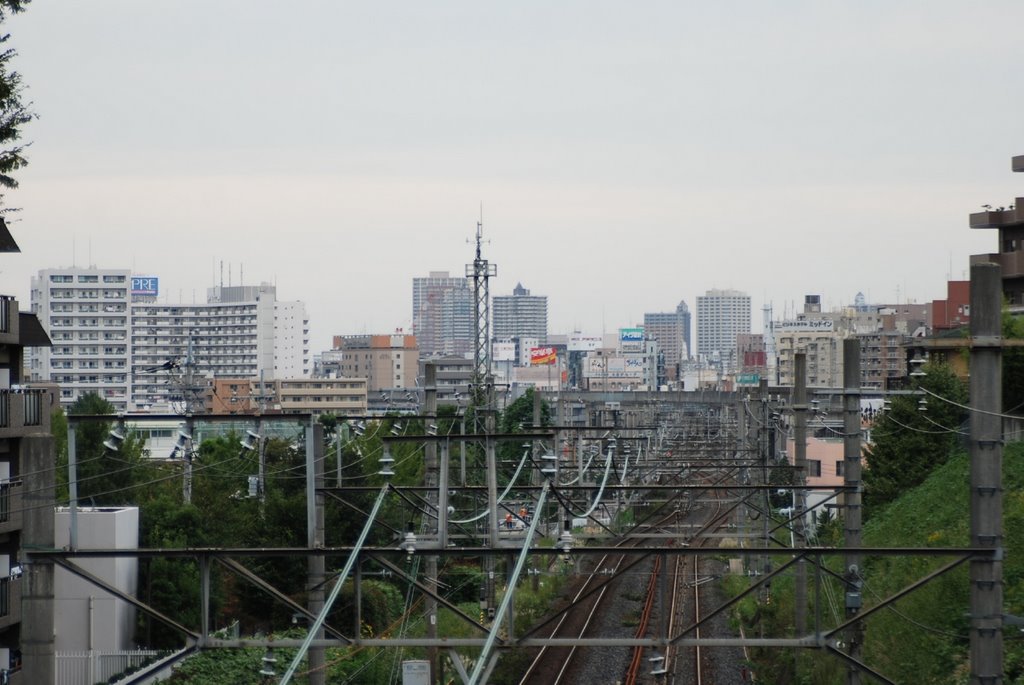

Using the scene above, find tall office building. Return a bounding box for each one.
[493,282,548,341]
[696,289,751,371]
[644,306,686,380]
[412,271,473,357]
[677,300,691,362]
[30,268,309,411]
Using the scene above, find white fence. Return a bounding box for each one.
[56,649,162,685]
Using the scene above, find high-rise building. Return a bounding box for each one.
[29,267,133,409]
[696,289,751,371]
[131,284,308,411]
[30,268,309,411]
[677,300,691,361]
[644,302,689,380]
[412,271,473,357]
[493,282,548,341]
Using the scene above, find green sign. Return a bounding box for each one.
[737,373,761,385]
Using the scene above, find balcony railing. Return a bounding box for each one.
[0,577,23,629]
[0,389,51,434]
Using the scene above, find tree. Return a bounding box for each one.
[500,388,551,433]
[66,392,153,505]
[0,0,33,208]
[863,362,967,517]
[1003,309,1024,413]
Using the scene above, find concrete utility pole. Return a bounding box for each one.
[760,379,771,590]
[969,262,1003,683]
[305,422,326,685]
[842,338,863,685]
[67,426,78,550]
[423,364,440,684]
[182,417,195,505]
[793,352,808,637]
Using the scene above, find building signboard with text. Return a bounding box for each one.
[130,277,159,297]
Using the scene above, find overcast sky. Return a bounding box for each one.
[3,1,1021,352]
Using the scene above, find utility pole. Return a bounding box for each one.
[760,378,770,597]
[67,426,78,550]
[256,415,265,504]
[842,338,863,685]
[793,353,808,638]
[306,422,326,685]
[423,364,440,684]
[969,262,1003,683]
[182,416,195,505]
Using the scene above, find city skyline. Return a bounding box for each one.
[2,2,1019,353]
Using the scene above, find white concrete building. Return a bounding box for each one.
[30,268,309,411]
[29,267,132,410]
[696,289,751,372]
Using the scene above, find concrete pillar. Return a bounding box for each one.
[21,435,55,685]
[842,338,863,685]
[969,262,1003,683]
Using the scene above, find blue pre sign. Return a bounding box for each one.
[131,277,159,296]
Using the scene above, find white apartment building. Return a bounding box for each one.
[696,289,751,372]
[29,267,132,409]
[30,269,309,411]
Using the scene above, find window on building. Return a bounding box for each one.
[808,460,821,477]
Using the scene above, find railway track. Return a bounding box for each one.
[516,508,686,685]
[622,472,731,685]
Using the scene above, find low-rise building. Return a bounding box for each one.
[327,334,418,392]
[272,378,368,416]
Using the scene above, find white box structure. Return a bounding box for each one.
[53,507,139,652]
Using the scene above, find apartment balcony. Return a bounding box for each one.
[969,201,1024,229]
[0,389,51,436]
[971,251,1024,279]
[0,297,14,345]
[0,577,24,631]
[0,484,22,536]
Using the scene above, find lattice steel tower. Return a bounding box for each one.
[466,219,497,406]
